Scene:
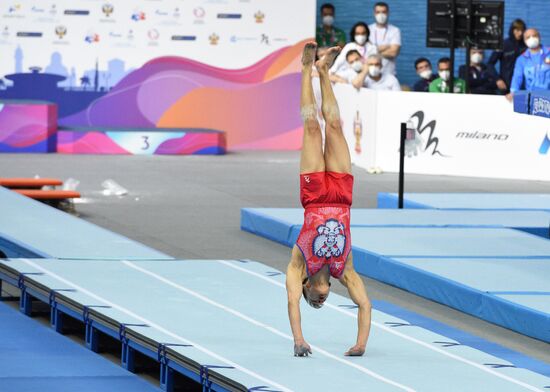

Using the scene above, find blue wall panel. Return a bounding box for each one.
[316,0,550,86]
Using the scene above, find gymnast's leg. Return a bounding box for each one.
[300,42,325,174]
[315,47,352,174]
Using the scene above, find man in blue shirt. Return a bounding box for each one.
[509,29,550,97]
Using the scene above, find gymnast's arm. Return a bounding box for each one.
[286,246,311,356]
[340,257,372,356]
[352,63,369,89]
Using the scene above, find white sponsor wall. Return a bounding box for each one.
[0,0,315,87]
[334,85,550,181]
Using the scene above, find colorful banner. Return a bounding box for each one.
[0,0,315,149]
[0,101,57,152]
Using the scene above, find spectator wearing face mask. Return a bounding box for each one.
[429,57,466,93]
[351,54,401,91]
[329,22,378,76]
[330,50,364,84]
[316,3,346,57]
[413,57,436,92]
[509,28,550,97]
[488,19,527,93]
[458,48,505,94]
[368,2,401,76]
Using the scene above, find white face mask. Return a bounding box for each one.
[419,69,432,80]
[471,53,483,64]
[354,34,367,45]
[526,36,540,49]
[351,60,363,72]
[368,65,382,78]
[322,15,334,27]
[439,70,450,81]
[375,13,388,25]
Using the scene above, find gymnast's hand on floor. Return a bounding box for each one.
[294,339,312,357]
[344,344,365,356]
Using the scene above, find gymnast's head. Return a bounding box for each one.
[302,276,331,309]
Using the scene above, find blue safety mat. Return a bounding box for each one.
[241,208,550,239]
[365,256,550,344]
[241,208,550,342]
[0,301,159,392]
[350,227,550,258]
[377,192,550,211]
[1,258,549,391]
[338,227,550,343]
[0,187,172,260]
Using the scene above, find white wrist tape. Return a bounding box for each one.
[300,104,318,121]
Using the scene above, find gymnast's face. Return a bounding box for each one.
[303,279,330,308]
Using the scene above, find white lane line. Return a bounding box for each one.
[19,259,292,392]
[123,260,414,392]
[218,260,546,392]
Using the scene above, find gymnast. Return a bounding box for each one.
[286,42,372,357]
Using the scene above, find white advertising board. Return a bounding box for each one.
[337,86,550,181]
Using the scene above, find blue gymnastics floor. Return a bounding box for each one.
[0,301,159,392]
[378,193,550,211]
[1,258,549,392]
[0,186,172,260]
[241,209,550,343]
[241,208,550,240]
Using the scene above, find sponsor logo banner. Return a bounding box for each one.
[335,85,550,180]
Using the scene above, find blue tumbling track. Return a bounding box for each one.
[1,258,549,391]
[377,193,550,211]
[1,185,550,391]
[0,186,172,260]
[240,208,550,343]
[0,301,159,392]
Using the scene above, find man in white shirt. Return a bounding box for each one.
[329,50,364,84]
[352,54,401,91]
[368,2,401,76]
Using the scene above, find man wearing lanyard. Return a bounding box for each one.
[509,28,550,98]
[368,2,401,76]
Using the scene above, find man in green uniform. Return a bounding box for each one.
[429,57,466,93]
[316,3,346,57]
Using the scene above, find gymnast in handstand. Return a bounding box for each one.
[286,42,372,357]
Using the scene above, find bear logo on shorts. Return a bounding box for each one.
[313,219,346,258]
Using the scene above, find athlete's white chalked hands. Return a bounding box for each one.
[344,344,365,356]
[294,339,312,357]
[293,341,366,357]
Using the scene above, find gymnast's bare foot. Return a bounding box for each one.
[302,41,317,68]
[315,46,341,72]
